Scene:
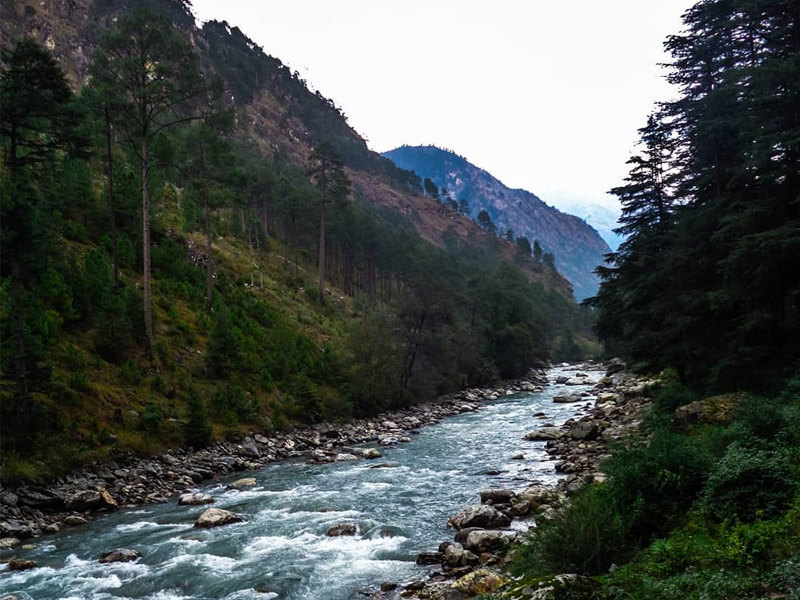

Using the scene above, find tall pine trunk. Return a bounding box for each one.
[204,188,213,312]
[105,107,118,285]
[318,199,326,299]
[141,133,153,359]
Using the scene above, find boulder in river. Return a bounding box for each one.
[0,537,20,550]
[64,515,88,527]
[326,522,358,536]
[194,508,243,528]
[524,428,563,441]
[178,493,214,506]
[226,477,256,490]
[99,548,141,563]
[360,448,382,459]
[8,558,37,571]
[553,393,583,403]
[66,489,118,512]
[448,505,511,529]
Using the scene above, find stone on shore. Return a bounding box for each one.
[360,448,382,459]
[66,489,118,512]
[479,489,516,505]
[463,529,517,554]
[64,515,88,527]
[448,505,511,529]
[416,551,444,565]
[524,428,563,441]
[194,508,243,528]
[99,548,141,563]
[445,542,480,567]
[450,569,508,595]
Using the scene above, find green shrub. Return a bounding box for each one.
[69,369,91,392]
[701,444,796,522]
[63,341,86,370]
[139,400,163,434]
[184,392,212,448]
[119,359,143,384]
[604,429,713,542]
[513,485,633,576]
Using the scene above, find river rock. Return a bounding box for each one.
[511,485,562,517]
[479,489,516,505]
[8,558,37,571]
[326,522,357,536]
[454,527,484,545]
[0,521,33,539]
[416,551,444,565]
[99,548,141,563]
[450,568,507,595]
[178,493,214,506]
[605,358,626,376]
[565,377,586,386]
[16,487,64,510]
[444,542,479,567]
[448,505,511,529]
[194,508,243,528]
[0,537,20,549]
[65,489,118,512]
[64,515,88,527]
[227,477,256,490]
[524,428,563,441]
[570,421,600,441]
[553,393,583,403]
[360,448,382,459]
[463,529,517,554]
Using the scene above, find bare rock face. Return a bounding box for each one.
[479,489,516,505]
[448,505,511,530]
[194,508,243,528]
[99,548,141,563]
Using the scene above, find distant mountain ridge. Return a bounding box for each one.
[383,145,611,300]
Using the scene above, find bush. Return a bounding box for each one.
[604,429,713,542]
[701,444,796,522]
[184,393,212,448]
[139,399,163,434]
[513,485,633,576]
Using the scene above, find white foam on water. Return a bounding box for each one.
[162,552,238,573]
[115,520,176,533]
[359,482,392,491]
[223,590,278,600]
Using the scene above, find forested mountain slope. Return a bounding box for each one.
[0,0,594,481]
[384,145,611,300]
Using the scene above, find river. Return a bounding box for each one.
[0,367,600,600]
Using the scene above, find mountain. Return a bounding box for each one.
[548,197,623,252]
[383,145,612,300]
[0,0,600,477]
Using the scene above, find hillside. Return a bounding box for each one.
[0,0,596,481]
[384,145,612,300]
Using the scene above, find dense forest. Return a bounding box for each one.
[503,1,800,598]
[0,3,594,482]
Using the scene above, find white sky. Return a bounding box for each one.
[191,0,695,214]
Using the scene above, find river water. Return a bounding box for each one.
[0,367,600,600]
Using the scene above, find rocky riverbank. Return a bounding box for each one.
[0,372,550,550]
[366,362,653,600]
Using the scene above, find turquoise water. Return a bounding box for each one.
[0,368,599,600]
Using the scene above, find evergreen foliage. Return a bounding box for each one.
[590,0,800,391]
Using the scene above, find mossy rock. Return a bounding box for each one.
[494,574,600,600]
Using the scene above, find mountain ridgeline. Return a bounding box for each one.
[0,0,596,479]
[383,145,612,300]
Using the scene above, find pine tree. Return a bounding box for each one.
[90,9,206,358]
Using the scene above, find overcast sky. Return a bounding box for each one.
[191,0,695,215]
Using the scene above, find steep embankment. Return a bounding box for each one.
[384,145,611,300]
